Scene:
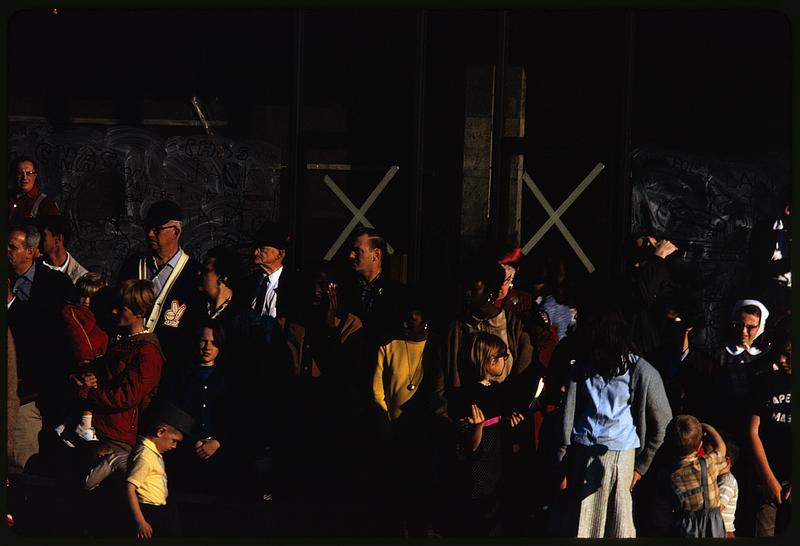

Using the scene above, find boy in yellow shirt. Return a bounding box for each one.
[126,402,194,538]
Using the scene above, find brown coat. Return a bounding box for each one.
[444,309,534,390]
[7,329,21,457]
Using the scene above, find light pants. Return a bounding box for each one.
[9,401,42,474]
[566,445,637,538]
[84,440,132,490]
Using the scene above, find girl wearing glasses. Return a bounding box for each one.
[452,331,526,536]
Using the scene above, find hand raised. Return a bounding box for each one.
[466,404,485,426]
[653,239,678,259]
[507,411,525,428]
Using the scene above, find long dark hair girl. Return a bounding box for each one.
[580,305,636,379]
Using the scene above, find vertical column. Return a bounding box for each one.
[461,64,526,254]
[504,66,526,246]
[460,65,495,256]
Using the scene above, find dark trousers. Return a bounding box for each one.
[755,481,791,536]
[140,502,181,537]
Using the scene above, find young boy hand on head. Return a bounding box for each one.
[664,415,727,538]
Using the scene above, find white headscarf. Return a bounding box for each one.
[732,299,770,340]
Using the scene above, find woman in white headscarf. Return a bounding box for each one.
[678,298,770,439]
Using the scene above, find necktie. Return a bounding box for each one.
[254,274,270,315]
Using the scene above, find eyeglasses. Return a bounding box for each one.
[732,321,759,332]
[491,352,510,361]
[17,171,36,177]
[148,225,178,235]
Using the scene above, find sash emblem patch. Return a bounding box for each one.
[163,300,187,328]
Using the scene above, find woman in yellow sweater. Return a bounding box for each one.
[372,299,447,536]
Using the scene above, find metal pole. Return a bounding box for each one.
[489,10,509,241]
[410,9,427,284]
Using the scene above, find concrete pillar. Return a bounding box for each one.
[504,66,526,246]
[461,65,495,256]
[461,65,526,254]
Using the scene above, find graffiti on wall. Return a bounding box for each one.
[630,145,788,349]
[9,124,281,279]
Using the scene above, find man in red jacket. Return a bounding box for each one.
[8,156,59,222]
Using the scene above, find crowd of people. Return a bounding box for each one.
[6,155,792,538]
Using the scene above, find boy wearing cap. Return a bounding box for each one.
[126,404,193,539]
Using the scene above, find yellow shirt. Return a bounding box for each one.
[373,339,426,420]
[126,436,168,506]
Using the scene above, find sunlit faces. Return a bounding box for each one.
[152,427,183,454]
[486,352,507,379]
[732,311,760,348]
[7,230,34,274]
[111,304,141,328]
[253,244,284,273]
[146,222,180,255]
[199,327,220,365]
[348,234,378,278]
[40,227,59,256]
[15,160,37,194]
[498,264,516,301]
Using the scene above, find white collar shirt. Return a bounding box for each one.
[253,266,283,318]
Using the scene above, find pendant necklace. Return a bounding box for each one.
[403,339,424,391]
[208,297,231,320]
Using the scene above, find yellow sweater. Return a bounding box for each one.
[373,339,426,420]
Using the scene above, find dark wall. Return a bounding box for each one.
[6,9,791,315]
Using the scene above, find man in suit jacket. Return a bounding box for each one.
[243,221,295,342]
[347,226,405,347]
[9,224,76,311]
[8,223,75,470]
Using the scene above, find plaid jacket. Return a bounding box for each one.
[670,449,726,512]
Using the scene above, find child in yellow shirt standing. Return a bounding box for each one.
[126,402,194,539]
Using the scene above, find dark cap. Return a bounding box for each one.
[148,400,195,437]
[144,200,182,227]
[253,221,291,250]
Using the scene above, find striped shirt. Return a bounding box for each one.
[718,471,738,533]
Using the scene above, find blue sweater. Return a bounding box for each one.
[558,355,672,476]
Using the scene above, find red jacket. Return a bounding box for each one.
[79,333,164,447]
[8,185,60,222]
[62,304,109,367]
